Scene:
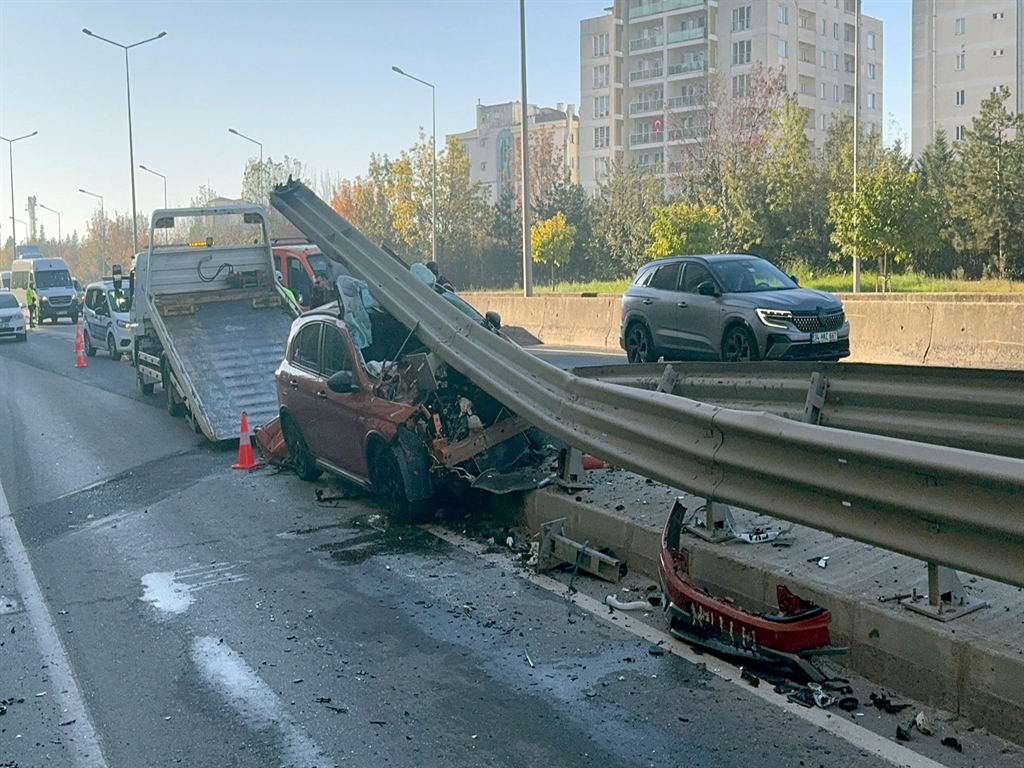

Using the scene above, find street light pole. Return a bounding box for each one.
[0,131,39,247]
[391,66,438,268]
[519,0,533,297]
[228,128,264,203]
[80,188,106,274]
[83,28,166,256]
[37,203,61,258]
[852,0,861,293]
[139,164,167,207]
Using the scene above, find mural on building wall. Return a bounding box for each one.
[497,129,513,190]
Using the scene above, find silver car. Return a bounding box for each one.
[620,254,850,363]
[0,290,28,342]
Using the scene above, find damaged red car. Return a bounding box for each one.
[269,301,551,523]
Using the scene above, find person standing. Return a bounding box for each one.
[425,261,454,292]
[25,283,37,328]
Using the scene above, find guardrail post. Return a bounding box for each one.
[803,372,829,424]
[901,563,987,622]
[680,497,736,543]
[556,447,593,491]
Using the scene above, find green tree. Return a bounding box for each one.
[531,212,576,289]
[914,129,964,276]
[647,203,722,258]
[593,163,664,276]
[241,155,306,238]
[953,86,1024,277]
[538,175,594,281]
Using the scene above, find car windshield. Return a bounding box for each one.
[308,252,330,276]
[0,293,18,309]
[708,258,796,293]
[35,269,73,290]
[107,288,131,313]
[442,291,486,324]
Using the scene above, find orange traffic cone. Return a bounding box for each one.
[74,322,87,368]
[232,411,258,470]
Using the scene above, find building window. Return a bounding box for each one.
[820,50,827,66]
[833,84,840,101]
[955,17,965,35]
[867,92,876,109]
[732,6,751,31]
[778,5,788,24]
[732,74,750,97]
[993,49,1005,57]
[732,40,752,66]
[955,125,965,141]
[820,113,827,130]
[993,11,1004,20]
[845,24,855,43]
[955,89,965,106]
[867,62,876,79]
[820,82,826,99]
[822,18,827,35]
[480,162,487,171]
[594,126,610,148]
[833,53,839,70]
[955,53,965,70]
[593,33,609,57]
[593,64,609,88]
[844,0,856,11]
[778,40,788,58]
[867,32,875,49]
[595,157,610,180]
[833,22,839,39]
[594,95,610,118]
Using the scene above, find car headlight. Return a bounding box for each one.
[116,319,129,328]
[756,308,793,329]
[40,295,49,302]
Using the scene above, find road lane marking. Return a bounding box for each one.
[0,476,108,768]
[191,636,336,768]
[426,526,950,768]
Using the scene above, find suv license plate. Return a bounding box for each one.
[811,331,838,344]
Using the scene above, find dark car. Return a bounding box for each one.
[620,254,850,363]
[274,303,548,523]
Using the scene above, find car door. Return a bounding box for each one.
[316,324,372,478]
[84,287,105,344]
[644,261,686,354]
[280,322,324,455]
[676,261,724,358]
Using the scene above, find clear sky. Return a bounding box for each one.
[0,0,911,242]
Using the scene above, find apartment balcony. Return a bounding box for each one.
[797,59,816,78]
[628,34,664,52]
[628,0,705,21]
[636,160,665,174]
[798,25,816,45]
[629,131,665,146]
[629,67,665,83]
[668,127,701,141]
[667,60,707,77]
[629,98,665,115]
[667,27,706,45]
[666,94,699,109]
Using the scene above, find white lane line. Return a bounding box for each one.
[425,526,950,768]
[191,636,336,768]
[0,476,108,768]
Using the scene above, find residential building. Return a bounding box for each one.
[448,101,579,205]
[579,0,884,195]
[912,0,1023,156]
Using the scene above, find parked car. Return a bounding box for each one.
[0,290,28,342]
[620,254,850,363]
[274,300,548,524]
[73,278,86,306]
[9,257,79,324]
[82,279,132,359]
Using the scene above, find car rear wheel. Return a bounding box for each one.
[625,322,656,364]
[369,443,433,525]
[721,325,759,362]
[282,415,322,482]
[84,330,97,357]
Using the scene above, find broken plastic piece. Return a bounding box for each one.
[941,737,963,752]
[896,724,912,741]
[604,595,650,611]
[913,711,934,735]
[837,696,859,711]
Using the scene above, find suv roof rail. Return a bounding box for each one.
[270,236,313,246]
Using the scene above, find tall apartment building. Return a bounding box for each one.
[449,101,579,205]
[912,0,1023,157]
[580,0,883,194]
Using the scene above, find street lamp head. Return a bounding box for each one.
[392,66,405,74]
[27,131,38,138]
[156,31,167,38]
[78,188,87,193]
[83,28,92,35]
[228,128,239,135]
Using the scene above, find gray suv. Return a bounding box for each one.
[620,254,850,363]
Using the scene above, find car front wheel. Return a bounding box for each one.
[721,325,759,362]
[624,322,656,364]
[369,443,433,525]
[282,415,322,482]
[84,330,97,357]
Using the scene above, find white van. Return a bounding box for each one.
[10,257,79,324]
[83,279,132,359]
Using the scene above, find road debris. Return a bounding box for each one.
[604,595,650,611]
[896,724,912,741]
[837,696,859,711]
[808,682,836,708]
[941,736,964,752]
[913,711,934,735]
[870,692,912,714]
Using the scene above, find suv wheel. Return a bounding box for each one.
[721,325,759,362]
[282,415,322,482]
[624,322,656,364]
[369,443,433,525]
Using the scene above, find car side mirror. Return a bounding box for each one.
[327,370,358,394]
[789,274,800,285]
[485,310,502,330]
[697,281,718,296]
[112,265,123,291]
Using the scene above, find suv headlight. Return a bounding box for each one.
[40,295,49,302]
[756,308,793,329]
[116,319,129,328]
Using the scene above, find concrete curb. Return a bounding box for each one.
[523,489,1024,745]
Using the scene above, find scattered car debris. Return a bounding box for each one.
[648,643,666,657]
[870,692,912,714]
[525,652,535,669]
[740,668,761,687]
[604,595,650,611]
[914,711,934,735]
[736,528,781,544]
[896,724,913,741]
[325,705,349,714]
[808,682,836,708]
[837,696,859,711]
[877,593,913,604]
[941,736,963,752]
[536,518,623,583]
[787,688,816,708]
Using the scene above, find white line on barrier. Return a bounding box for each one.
[0,477,108,768]
[425,525,951,768]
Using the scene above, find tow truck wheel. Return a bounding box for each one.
[84,330,97,358]
[369,443,433,525]
[163,357,184,417]
[138,369,154,396]
[281,415,322,482]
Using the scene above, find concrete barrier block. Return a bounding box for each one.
[961,645,1024,743]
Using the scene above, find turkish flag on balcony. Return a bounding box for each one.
[652,116,664,133]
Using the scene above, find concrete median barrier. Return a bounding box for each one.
[467,292,1024,369]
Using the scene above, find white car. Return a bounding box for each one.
[83,280,132,359]
[0,290,28,342]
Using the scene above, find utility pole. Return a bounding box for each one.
[0,131,38,247]
[852,0,861,293]
[520,0,533,297]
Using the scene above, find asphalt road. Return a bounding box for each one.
[0,323,918,768]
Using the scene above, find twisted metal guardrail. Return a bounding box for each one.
[271,180,1024,588]
[572,361,1024,459]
